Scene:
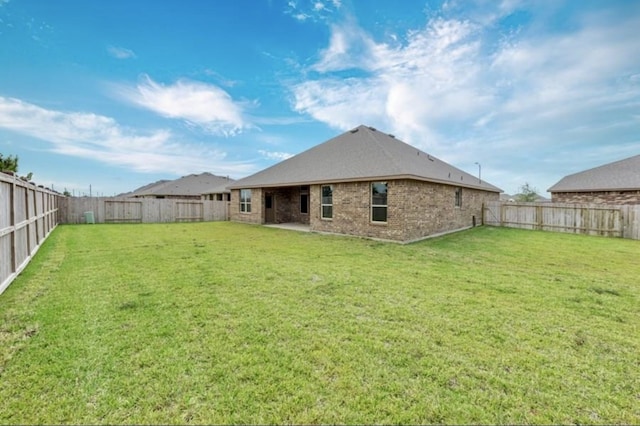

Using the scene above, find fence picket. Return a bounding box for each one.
[484,201,639,240]
[1,172,234,295]
[0,173,60,295]
[59,197,228,224]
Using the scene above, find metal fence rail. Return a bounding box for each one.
[0,172,60,295]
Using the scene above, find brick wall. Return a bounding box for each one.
[393,179,496,241]
[266,187,310,224]
[231,180,499,242]
[310,181,405,241]
[230,186,313,225]
[310,179,499,242]
[552,191,640,205]
[229,188,263,224]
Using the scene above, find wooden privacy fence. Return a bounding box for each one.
[59,197,229,224]
[484,201,640,240]
[0,172,60,295]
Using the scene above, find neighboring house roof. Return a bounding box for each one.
[548,154,640,192]
[129,173,234,197]
[229,125,501,193]
[117,179,171,197]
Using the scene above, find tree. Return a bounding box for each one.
[0,153,19,172]
[0,154,34,181]
[515,182,539,202]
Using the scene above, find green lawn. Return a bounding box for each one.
[0,222,638,424]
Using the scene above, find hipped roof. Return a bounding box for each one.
[230,125,501,192]
[130,172,234,196]
[548,154,640,192]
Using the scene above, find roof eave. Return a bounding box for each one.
[229,174,501,193]
[549,187,640,193]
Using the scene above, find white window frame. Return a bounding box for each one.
[240,189,252,213]
[371,182,388,223]
[321,185,333,220]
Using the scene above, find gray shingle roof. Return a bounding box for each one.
[229,125,501,192]
[131,173,234,197]
[120,179,171,197]
[548,154,640,192]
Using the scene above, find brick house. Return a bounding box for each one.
[228,125,501,243]
[126,172,234,200]
[548,154,640,205]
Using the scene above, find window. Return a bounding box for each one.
[321,185,333,219]
[300,186,309,214]
[240,189,252,213]
[455,187,462,208]
[371,182,387,222]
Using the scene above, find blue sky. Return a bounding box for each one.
[1,0,639,196]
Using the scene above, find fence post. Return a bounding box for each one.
[536,204,543,230]
[1,173,61,295]
[487,200,638,240]
[10,173,17,279]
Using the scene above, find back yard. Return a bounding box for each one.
[0,223,638,424]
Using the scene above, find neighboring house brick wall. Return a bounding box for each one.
[551,191,640,205]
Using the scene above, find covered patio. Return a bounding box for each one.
[262,185,310,225]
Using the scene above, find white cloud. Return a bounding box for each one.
[293,77,389,131]
[107,45,136,59]
[292,16,489,148]
[290,3,640,193]
[284,0,341,22]
[0,96,255,176]
[258,150,294,161]
[311,20,379,72]
[202,69,238,88]
[293,13,310,22]
[115,75,251,136]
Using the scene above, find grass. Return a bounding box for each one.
[0,222,639,424]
